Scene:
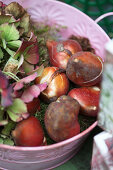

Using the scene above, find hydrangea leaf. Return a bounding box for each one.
[7,98,27,115]
[0,23,20,42]
[19,12,30,33]
[14,37,39,64]
[0,108,4,120]
[0,15,15,25]
[0,138,3,144]
[24,41,39,64]
[7,110,29,122]
[1,121,16,136]
[0,47,3,60]
[36,65,44,76]
[29,65,44,76]
[13,19,20,27]
[5,48,15,57]
[9,16,16,23]
[2,38,6,49]
[3,138,14,146]
[21,60,34,74]
[0,120,8,126]
[7,110,22,122]
[4,2,25,19]
[7,40,22,50]
[0,15,11,24]
[7,98,27,122]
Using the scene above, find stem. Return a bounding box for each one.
[49,68,65,83]
[2,71,20,82]
[0,107,4,120]
[1,121,16,136]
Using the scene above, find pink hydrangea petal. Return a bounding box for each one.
[13,81,24,91]
[0,71,8,89]
[1,86,13,107]
[38,82,47,92]
[23,72,37,83]
[13,72,37,91]
[21,85,40,103]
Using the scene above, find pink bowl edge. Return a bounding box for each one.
[0,121,97,151]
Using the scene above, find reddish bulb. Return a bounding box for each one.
[66,51,103,86]
[35,67,69,103]
[46,39,82,70]
[68,86,100,117]
[12,116,44,146]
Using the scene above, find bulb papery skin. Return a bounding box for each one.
[66,51,103,86]
[35,67,69,103]
[46,39,82,70]
[68,86,100,117]
[12,116,44,147]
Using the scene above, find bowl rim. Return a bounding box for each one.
[0,121,97,151]
[46,0,110,41]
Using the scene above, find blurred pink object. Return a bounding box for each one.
[98,40,113,134]
[91,131,113,170]
[0,0,112,169]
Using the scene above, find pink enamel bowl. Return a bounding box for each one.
[0,0,112,169]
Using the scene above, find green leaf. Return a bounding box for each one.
[7,110,20,122]
[28,65,44,76]
[22,60,34,74]
[2,38,6,49]
[3,138,14,146]
[9,16,16,23]
[7,40,22,50]
[0,14,20,27]
[0,107,4,120]
[36,65,44,77]
[0,23,20,42]
[0,138,3,144]
[1,121,16,136]
[0,47,3,60]
[0,134,7,139]
[4,2,25,19]
[13,20,20,27]
[0,120,8,126]
[7,98,27,115]
[19,12,30,33]
[5,48,15,57]
[0,15,14,25]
